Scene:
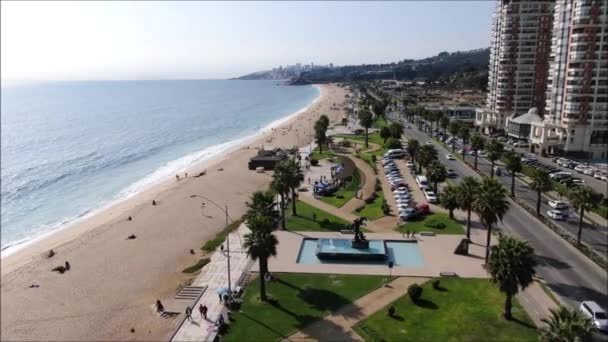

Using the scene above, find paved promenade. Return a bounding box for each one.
[170,224,252,342]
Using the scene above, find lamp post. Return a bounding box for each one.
[190,194,233,293]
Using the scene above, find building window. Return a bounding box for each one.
[571,130,575,135]
[570,137,574,143]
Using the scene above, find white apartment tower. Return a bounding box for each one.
[476,0,555,133]
[530,0,608,159]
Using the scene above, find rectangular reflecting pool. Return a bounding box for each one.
[297,238,424,267]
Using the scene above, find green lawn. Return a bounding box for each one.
[320,169,361,208]
[354,278,538,342]
[372,117,388,128]
[356,191,387,220]
[397,213,464,235]
[225,273,386,342]
[286,200,350,231]
[310,147,336,161]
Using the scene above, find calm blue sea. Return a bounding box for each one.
[0,80,319,253]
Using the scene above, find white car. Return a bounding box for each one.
[423,190,437,203]
[393,191,409,197]
[395,198,413,205]
[395,193,412,199]
[580,301,608,332]
[602,174,608,181]
[583,168,595,176]
[425,141,433,145]
[547,210,568,220]
[445,154,455,160]
[478,151,488,158]
[593,172,604,180]
[405,161,414,168]
[574,165,589,173]
[548,200,569,210]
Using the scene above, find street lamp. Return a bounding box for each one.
[189,194,234,293]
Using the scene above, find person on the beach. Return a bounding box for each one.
[220,244,224,254]
[185,306,192,321]
[175,174,179,181]
[199,304,207,319]
[65,261,71,271]
[152,200,157,206]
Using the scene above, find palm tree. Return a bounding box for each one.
[245,191,278,223]
[284,159,303,216]
[458,126,470,159]
[358,109,373,148]
[379,126,391,143]
[504,152,522,197]
[440,185,460,219]
[487,235,536,320]
[569,186,600,245]
[458,177,480,239]
[469,133,486,170]
[540,306,597,342]
[243,215,278,302]
[388,122,404,139]
[271,161,291,229]
[318,114,330,131]
[417,144,437,174]
[486,140,505,177]
[406,139,420,164]
[473,177,510,263]
[529,169,552,215]
[314,120,327,152]
[426,160,447,192]
[439,116,450,144]
[448,121,461,153]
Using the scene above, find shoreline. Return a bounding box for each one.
[1,83,349,341]
[0,85,322,259]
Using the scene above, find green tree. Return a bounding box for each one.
[358,109,374,148]
[271,161,291,229]
[426,160,447,192]
[487,235,536,320]
[388,122,404,139]
[284,159,303,216]
[406,139,420,164]
[469,133,486,170]
[314,120,327,153]
[245,191,278,223]
[379,126,391,143]
[503,152,521,197]
[448,121,461,153]
[243,215,278,302]
[417,144,437,174]
[458,177,480,238]
[540,306,597,342]
[486,140,505,177]
[473,178,510,263]
[439,116,450,143]
[385,137,401,149]
[440,185,460,219]
[569,186,600,245]
[318,114,330,131]
[529,169,552,215]
[458,126,470,159]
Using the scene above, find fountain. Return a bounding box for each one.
[315,217,388,261]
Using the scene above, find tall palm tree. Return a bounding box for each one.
[504,152,522,197]
[314,120,327,153]
[440,185,460,219]
[458,126,470,159]
[529,169,552,215]
[486,140,505,177]
[417,144,437,174]
[473,177,510,263]
[569,186,600,245]
[358,109,373,148]
[439,116,450,144]
[406,139,420,164]
[540,306,597,342]
[243,215,278,302]
[271,161,291,229]
[448,121,461,153]
[245,191,279,223]
[284,159,303,216]
[469,133,486,170]
[389,122,404,139]
[487,235,536,320]
[318,114,330,131]
[458,176,480,239]
[426,160,447,193]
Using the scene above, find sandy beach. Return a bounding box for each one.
[0,83,350,341]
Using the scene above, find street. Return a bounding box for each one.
[387,112,608,311]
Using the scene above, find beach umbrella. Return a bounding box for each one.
[216,287,230,295]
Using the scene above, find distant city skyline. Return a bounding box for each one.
[1,1,494,83]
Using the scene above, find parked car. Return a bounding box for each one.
[445,154,455,160]
[579,301,608,332]
[513,142,529,147]
[547,210,568,221]
[548,200,569,210]
[399,208,419,221]
[423,190,438,203]
[574,164,589,173]
[549,172,572,180]
[447,169,458,178]
[415,175,430,190]
[593,172,604,180]
[416,203,430,215]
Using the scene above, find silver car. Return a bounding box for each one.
[580,301,608,332]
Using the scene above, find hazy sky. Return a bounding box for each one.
[1,1,494,82]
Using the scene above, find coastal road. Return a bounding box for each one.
[387,112,608,311]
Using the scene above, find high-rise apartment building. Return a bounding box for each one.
[530,0,608,159]
[476,0,555,134]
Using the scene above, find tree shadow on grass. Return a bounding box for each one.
[413,299,439,310]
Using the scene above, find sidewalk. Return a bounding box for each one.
[170,224,253,342]
[286,277,426,341]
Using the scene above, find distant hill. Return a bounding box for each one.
[236,48,490,90]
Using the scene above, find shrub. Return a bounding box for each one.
[364,193,377,204]
[322,218,330,225]
[407,284,423,302]
[336,195,344,199]
[385,137,401,149]
[424,218,446,229]
[381,202,390,215]
[341,139,351,147]
[432,280,440,290]
[310,159,319,166]
[355,205,365,212]
[371,154,377,162]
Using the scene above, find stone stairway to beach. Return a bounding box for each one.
[174,285,207,300]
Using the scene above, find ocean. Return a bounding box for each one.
[0,79,320,254]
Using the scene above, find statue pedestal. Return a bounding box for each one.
[351,240,370,249]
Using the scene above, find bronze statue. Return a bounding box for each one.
[350,217,369,248]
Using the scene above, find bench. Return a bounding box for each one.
[340,230,355,234]
[439,272,458,277]
[420,231,436,236]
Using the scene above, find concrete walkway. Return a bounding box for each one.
[170,224,253,342]
[286,277,426,341]
[340,155,377,213]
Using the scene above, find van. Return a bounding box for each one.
[384,149,404,159]
[549,172,571,180]
[415,175,429,189]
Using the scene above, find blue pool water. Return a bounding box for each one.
[317,238,386,255]
[297,238,424,267]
